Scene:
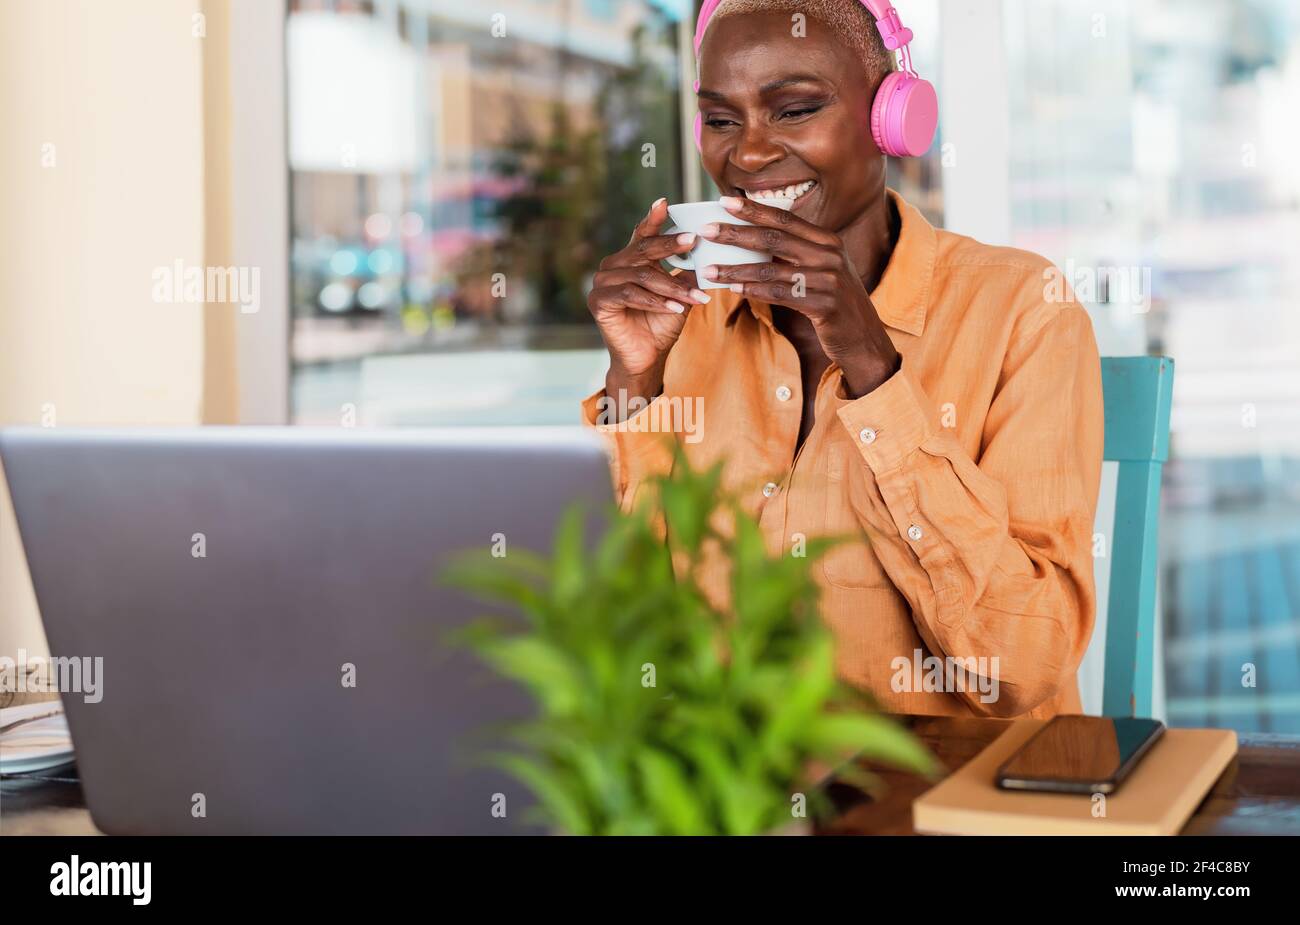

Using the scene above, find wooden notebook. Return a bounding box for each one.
[913,718,1237,835]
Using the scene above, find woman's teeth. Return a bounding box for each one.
[744,180,817,203]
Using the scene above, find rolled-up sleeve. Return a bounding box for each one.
[580,389,677,512]
[832,303,1104,716]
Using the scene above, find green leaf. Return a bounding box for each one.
[550,505,587,607]
[803,712,938,778]
[757,635,836,759]
[440,555,548,618]
[491,752,591,835]
[476,637,584,716]
[635,747,709,835]
[512,724,634,823]
[659,479,705,553]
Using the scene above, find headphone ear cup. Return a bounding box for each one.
[870,72,938,158]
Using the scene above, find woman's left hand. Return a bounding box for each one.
[699,196,900,398]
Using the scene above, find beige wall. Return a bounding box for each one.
[0,0,236,660]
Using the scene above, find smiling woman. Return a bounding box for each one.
[581,0,1105,721]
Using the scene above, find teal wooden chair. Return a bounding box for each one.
[1100,356,1175,717]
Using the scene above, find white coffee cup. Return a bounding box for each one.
[664,199,792,289]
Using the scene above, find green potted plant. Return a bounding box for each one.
[445,449,935,835]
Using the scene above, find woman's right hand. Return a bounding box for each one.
[588,198,710,406]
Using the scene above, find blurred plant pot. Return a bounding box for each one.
[768,818,813,836]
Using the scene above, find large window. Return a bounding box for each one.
[287,0,689,425]
[1004,0,1300,733]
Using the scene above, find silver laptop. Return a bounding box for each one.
[0,426,613,834]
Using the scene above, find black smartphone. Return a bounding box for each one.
[994,715,1165,794]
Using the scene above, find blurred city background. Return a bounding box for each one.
[2,0,1298,734]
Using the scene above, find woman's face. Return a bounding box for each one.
[697,12,885,232]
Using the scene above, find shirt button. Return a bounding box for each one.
[775,385,792,402]
[762,481,778,498]
[907,524,924,541]
[859,427,877,444]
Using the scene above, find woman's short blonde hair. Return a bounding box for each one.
[705,0,896,83]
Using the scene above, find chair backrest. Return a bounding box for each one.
[1099,356,1175,717]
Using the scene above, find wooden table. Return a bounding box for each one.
[4,715,1298,836]
[816,715,1300,835]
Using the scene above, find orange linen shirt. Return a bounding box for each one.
[581,190,1103,719]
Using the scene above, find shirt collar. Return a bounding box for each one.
[723,188,936,337]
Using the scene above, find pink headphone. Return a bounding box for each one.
[692,0,938,158]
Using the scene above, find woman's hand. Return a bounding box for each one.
[588,199,711,412]
[699,196,900,398]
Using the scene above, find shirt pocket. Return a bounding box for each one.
[821,444,891,590]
